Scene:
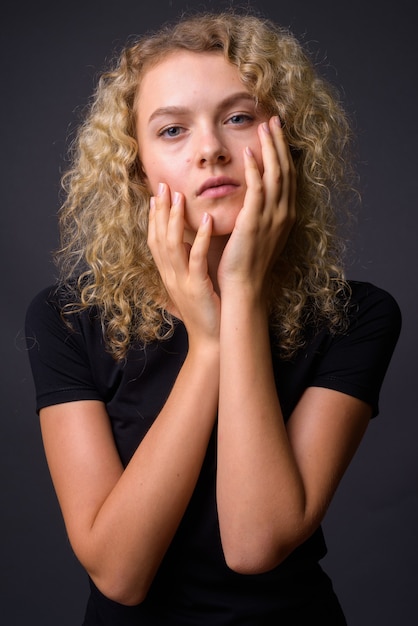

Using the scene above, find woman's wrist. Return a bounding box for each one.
[186,335,220,363]
[220,284,270,318]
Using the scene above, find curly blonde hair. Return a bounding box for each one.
[57,10,356,360]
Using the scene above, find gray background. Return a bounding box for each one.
[2,0,417,624]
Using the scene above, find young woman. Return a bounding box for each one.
[26,11,401,625]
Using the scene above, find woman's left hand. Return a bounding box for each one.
[217,116,296,301]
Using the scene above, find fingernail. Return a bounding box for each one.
[173,191,180,205]
[274,116,282,128]
[262,122,270,134]
[245,146,254,157]
[158,182,164,196]
[150,196,155,210]
[202,212,209,224]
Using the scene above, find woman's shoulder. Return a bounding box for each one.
[26,282,98,326]
[347,279,399,306]
[26,284,66,330]
[345,280,402,334]
[299,281,401,417]
[27,282,79,313]
[25,282,104,355]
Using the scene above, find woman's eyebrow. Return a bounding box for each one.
[148,105,189,124]
[147,92,255,124]
[218,92,255,110]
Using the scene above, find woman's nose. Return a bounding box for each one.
[196,129,231,166]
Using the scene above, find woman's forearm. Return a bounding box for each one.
[216,293,306,573]
[97,346,218,602]
[48,342,219,606]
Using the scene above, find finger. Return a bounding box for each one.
[165,191,189,271]
[268,117,296,219]
[153,182,171,252]
[188,212,212,279]
[148,184,179,287]
[239,145,264,228]
[147,196,160,262]
[257,120,283,213]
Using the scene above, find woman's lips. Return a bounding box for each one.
[199,184,239,199]
[197,177,240,198]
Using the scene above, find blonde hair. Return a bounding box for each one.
[57,11,356,360]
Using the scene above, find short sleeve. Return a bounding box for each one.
[25,286,104,413]
[311,282,402,416]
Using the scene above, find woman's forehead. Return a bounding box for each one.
[136,51,249,116]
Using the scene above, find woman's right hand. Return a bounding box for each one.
[147,183,221,349]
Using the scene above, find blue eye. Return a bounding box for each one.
[228,114,252,125]
[160,126,182,138]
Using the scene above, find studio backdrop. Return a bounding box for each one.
[2,1,416,624]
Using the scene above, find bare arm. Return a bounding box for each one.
[41,345,218,605]
[40,191,220,606]
[216,117,370,573]
[217,300,370,573]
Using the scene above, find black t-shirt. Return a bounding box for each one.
[25,281,401,625]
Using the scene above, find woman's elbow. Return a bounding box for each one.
[88,571,150,607]
[221,534,294,575]
[221,523,314,575]
[72,539,152,606]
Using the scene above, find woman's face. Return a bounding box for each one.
[136,51,269,239]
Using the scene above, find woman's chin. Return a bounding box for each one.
[185,214,239,239]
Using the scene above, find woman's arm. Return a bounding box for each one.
[216,297,370,573]
[216,117,370,573]
[41,341,219,605]
[40,195,221,606]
